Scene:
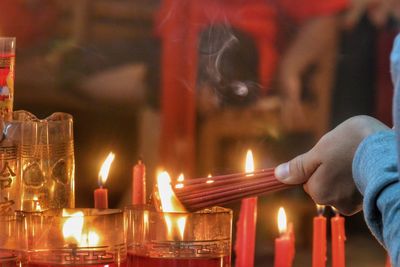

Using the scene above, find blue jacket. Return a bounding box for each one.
[353,34,400,266]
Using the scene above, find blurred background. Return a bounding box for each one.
[1,0,400,265]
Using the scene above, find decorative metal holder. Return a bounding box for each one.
[0,111,74,213]
[24,208,126,266]
[125,205,232,267]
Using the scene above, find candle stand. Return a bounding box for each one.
[24,208,126,267]
[125,205,232,267]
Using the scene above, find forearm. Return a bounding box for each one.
[353,130,400,265]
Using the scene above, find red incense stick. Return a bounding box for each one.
[173,167,293,211]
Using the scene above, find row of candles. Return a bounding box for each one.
[91,150,346,267]
[273,204,345,267]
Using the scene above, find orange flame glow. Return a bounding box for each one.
[156,171,187,239]
[62,210,100,247]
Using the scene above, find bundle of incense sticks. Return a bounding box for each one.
[173,168,293,211]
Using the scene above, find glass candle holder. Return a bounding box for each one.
[0,212,26,266]
[125,205,232,267]
[0,110,75,214]
[24,208,126,267]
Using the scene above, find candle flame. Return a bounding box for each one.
[156,171,187,240]
[245,150,254,175]
[175,173,184,189]
[62,210,99,247]
[98,152,115,186]
[277,207,287,235]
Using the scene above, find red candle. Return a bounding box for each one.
[235,150,257,267]
[94,152,115,209]
[274,207,295,267]
[235,197,257,267]
[331,208,346,267]
[313,204,327,267]
[132,160,146,205]
[386,255,391,267]
[94,187,108,209]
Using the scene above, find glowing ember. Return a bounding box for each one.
[175,173,184,189]
[205,173,214,184]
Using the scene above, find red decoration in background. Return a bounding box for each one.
[156,0,278,176]
[0,0,58,46]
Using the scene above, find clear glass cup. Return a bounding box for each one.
[0,37,16,120]
[0,110,75,213]
[24,208,126,267]
[125,205,232,267]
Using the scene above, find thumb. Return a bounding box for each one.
[275,152,319,185]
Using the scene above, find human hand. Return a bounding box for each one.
[274,116,390,215]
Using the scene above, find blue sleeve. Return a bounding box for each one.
[353,129,400,266]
